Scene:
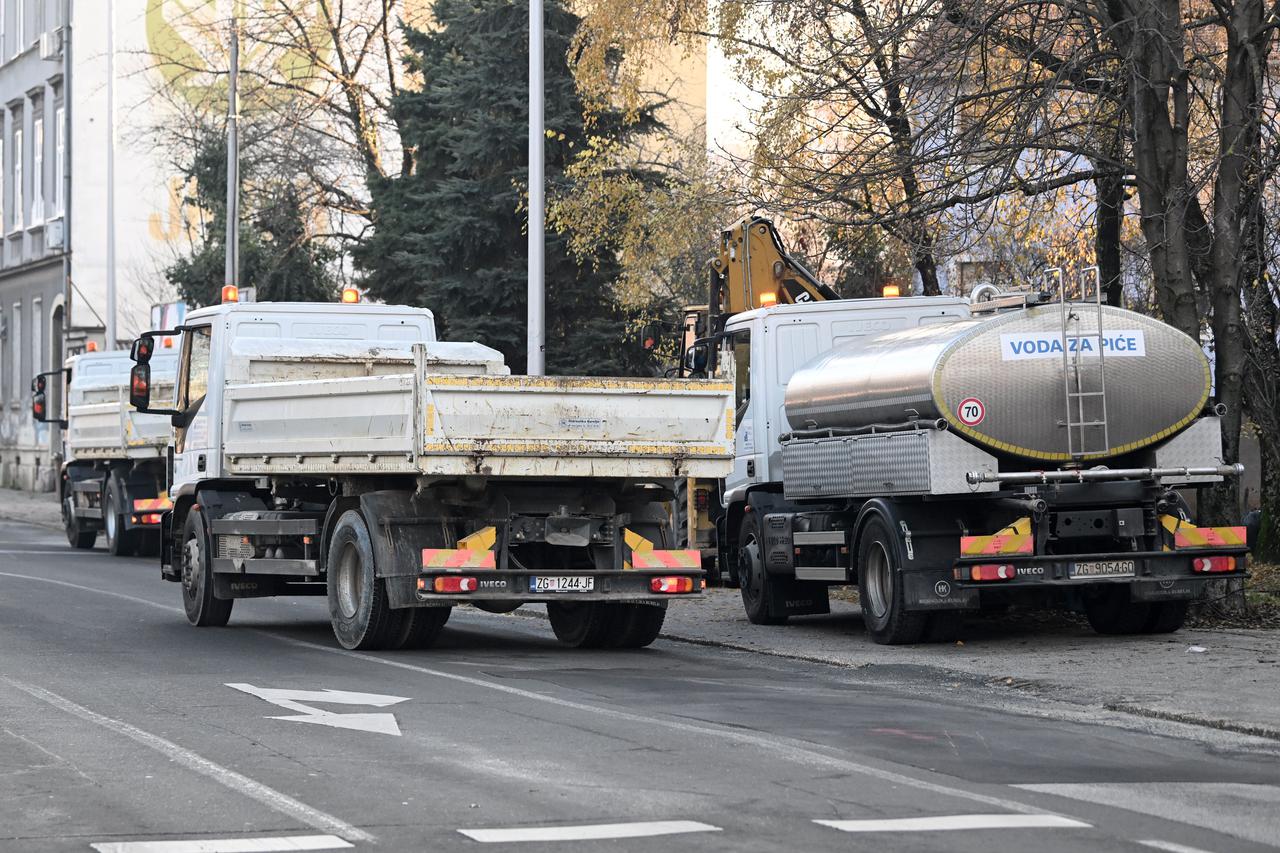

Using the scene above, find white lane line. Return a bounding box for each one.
[0,549,98,555]
[0,570,1073,823]
[90,836,354,853]
[1137,840,1218,853]
[458,820,721,843]
[1,678,373,844]
[815,814,1091,833]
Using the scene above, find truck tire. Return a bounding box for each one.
[1083,586,1151,635]
[608,603,667,649]
[857,517,928,645]
[738,513,788,625]
[1142,600,1188,634]
[327,509,404,650]
[63,490,97,550]
[181,509,233,627]
[104,486,135,557]
[393,606,452,650]
[547,602,616,648]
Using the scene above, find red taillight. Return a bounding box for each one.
[424,576,477,593]
[650,575,695,594]
[969,564,1016,581]
[694,489,710,511]
[131,513,163,525]
[1191,556,1236,573]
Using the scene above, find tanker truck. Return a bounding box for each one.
[126,297,733,651]
[32,347,180,555]
[706,284,1248,643]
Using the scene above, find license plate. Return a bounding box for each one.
[530,576,595,593]
[1070,559,1135,578]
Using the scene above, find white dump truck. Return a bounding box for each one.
[32,348,180,555]
[127,299,734,650]
[699,285,1249,643]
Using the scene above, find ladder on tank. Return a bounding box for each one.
[1047,267,1111,459]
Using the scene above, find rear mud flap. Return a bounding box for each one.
[772,580,830,618]
[904,571,979,611]
[1130,578,1205,602]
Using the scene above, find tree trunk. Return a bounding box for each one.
[1094,171,1123,307]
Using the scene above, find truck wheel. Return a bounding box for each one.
[608,603,667,649]
[857,517,927,645]
[327,509,404,650]
[547,602,615,648]
[738,514,788,625]
[181,509,233,627]
[393,606,452,649]
[104,487,135,557]
[63,491,97,550]
[1142,600,1188,634]
[1083,587,1151,635]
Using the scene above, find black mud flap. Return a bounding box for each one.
[903,570,979,611]
[160,509,179,581]
[776,580,830,618]
[213,575,285,598]
[1130,578,1205,602]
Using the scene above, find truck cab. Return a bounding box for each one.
[159,301,436,494]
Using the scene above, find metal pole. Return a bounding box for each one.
[104,0,116,349]
[526,0,545,375]
[225,16,240,294]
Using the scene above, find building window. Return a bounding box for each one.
[54,106,63,215]
[11,300,21,404]
[31,296,41,376]
[31,115,41,223]
[13,125,22,230]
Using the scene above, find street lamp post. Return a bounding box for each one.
[105,0,116,349]
[527,0,545,375]
[225,16,240,296]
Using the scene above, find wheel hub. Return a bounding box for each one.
[182,538,201,592]
[865,542,891,619]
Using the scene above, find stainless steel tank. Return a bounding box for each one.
[784,303,1211,462]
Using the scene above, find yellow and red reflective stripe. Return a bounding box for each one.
[1160,515,1247,549]
[960,517,1033,557]
[631,549,702,569]
[421,548,496,569]
[132,495,173,512]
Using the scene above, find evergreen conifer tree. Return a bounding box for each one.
[357,0,665,375]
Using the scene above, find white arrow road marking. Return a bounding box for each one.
[226,684,410,736]
[815,815,1090,833]
[2,678,372,844]
[90,835,353,852]
[458,820,722,843]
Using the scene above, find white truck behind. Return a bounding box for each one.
[33,349,180,555]
[128,300,734,650]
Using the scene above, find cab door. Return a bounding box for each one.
[170,325,214,492]
[723,326,760,495]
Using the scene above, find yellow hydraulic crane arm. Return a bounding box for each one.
[709,215,840,329]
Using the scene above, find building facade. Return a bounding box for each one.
[0,0,68,491]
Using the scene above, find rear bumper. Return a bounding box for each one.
[399,568,706,607]
[904,549,1247,610]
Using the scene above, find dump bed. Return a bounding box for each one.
[66,351,178,460]
[221,341,733,480]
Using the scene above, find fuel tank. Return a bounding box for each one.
[783,303,1210,462]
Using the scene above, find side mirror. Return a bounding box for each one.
[30,371,67,426]
[131,335,155,364]
[130,363,151,410]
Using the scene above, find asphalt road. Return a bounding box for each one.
[2,518,1279,853]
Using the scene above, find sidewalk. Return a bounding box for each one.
[662,589,1280,740]
[0,488,61,530]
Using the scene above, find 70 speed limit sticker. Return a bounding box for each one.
[957,397,986,426]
